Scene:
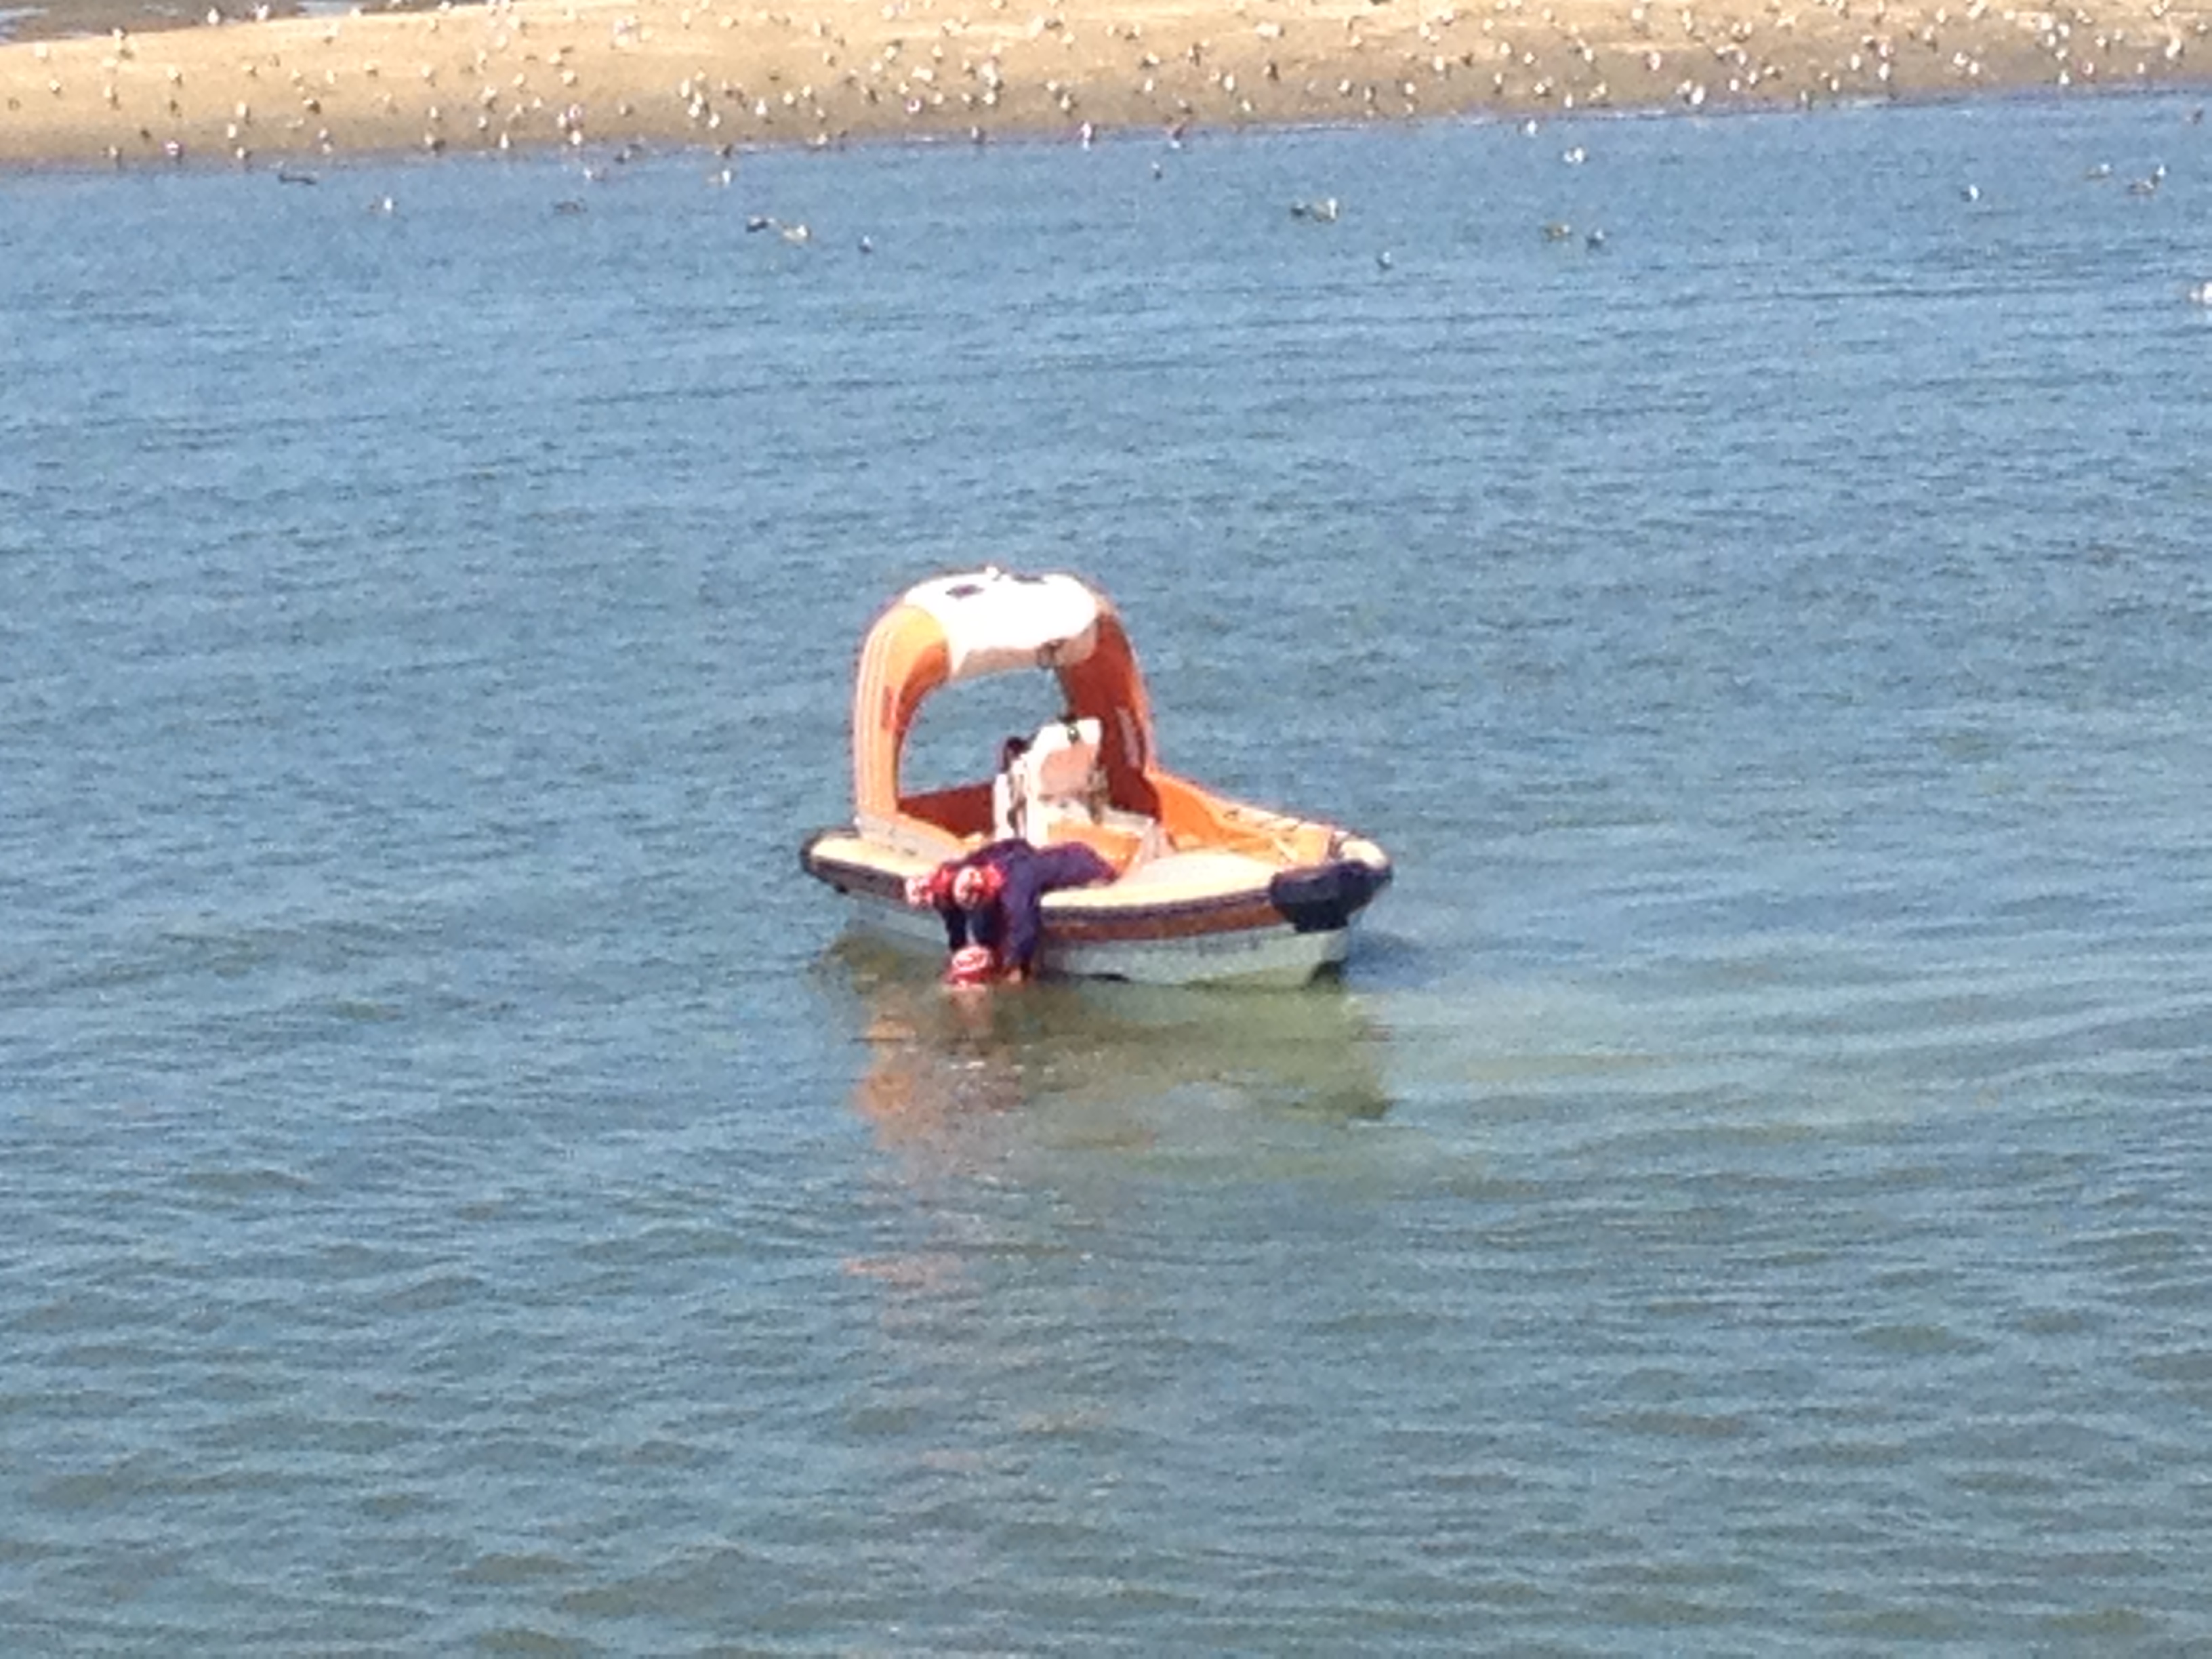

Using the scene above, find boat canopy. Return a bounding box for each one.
[852,569,1158,834]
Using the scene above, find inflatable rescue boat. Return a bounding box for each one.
[800,569,1391,985]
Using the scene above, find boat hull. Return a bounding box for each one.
[800,828,1391,987]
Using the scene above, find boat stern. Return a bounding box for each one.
[1267,837,1393,935]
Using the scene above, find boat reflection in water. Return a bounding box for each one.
[823,939,1403,1414]
[825,936,1395,1156]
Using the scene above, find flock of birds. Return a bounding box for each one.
[22,0,2212,175]
[293,103,2212,309]
[44,2,2185,302]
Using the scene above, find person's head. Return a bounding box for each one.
[951,863,1004,912]
[999,734,1031,771]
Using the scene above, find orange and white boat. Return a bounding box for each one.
[800,568,1392,985]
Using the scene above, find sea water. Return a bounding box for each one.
[5,94,2212,1650]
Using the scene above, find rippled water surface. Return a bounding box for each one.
[7,96,2212,1651]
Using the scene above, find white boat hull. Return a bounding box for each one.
[834,887,1357,987]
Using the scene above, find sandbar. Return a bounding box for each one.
[2,0,2207,168]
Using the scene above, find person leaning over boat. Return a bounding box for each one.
[904,838,1116,985]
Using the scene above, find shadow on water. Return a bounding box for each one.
[815,935,1398,1149]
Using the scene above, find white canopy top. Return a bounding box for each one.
[902,569,1102,683]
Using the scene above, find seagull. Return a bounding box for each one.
[2188,281,2212,306]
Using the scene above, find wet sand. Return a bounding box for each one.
[2,0,2208,167]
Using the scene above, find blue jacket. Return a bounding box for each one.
[935,838,1116,974]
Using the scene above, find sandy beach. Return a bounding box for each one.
[2,0,2208,167]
